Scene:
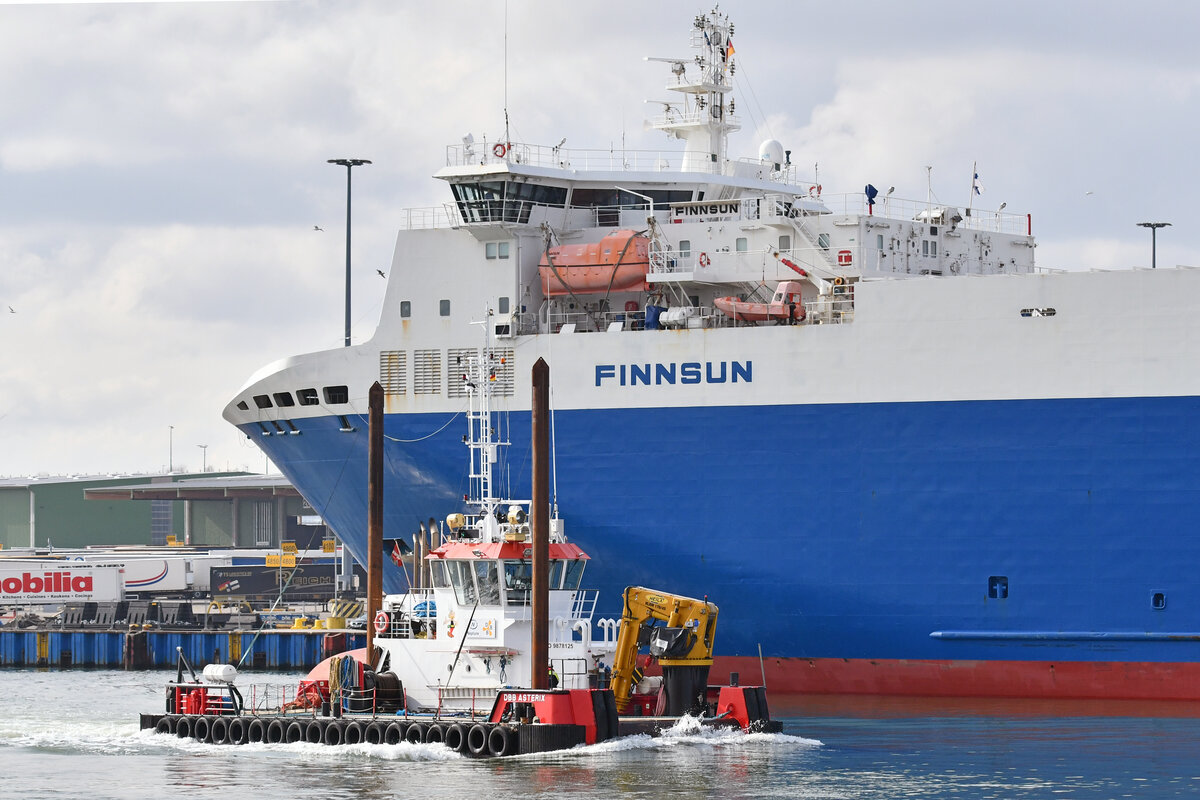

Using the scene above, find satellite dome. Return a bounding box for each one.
[758,139,786,170]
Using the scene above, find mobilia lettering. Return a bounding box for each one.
[0,571,94,595]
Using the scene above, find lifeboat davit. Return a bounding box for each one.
[539,230,651,296]
[714,280,806,323]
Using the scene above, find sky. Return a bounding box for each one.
[0,0,1197,477]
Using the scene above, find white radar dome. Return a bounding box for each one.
[758,139,786,170]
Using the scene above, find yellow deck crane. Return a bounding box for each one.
[609,586,719,716]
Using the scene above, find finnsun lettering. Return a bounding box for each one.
[595,361,752,387]
[670,202,740,217]
[0,571,94,594]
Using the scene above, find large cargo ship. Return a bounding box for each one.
[223,9,1200,699]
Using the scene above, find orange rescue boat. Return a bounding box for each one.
[714,281,806,323]
[539,230,651,296]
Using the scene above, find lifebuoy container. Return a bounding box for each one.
[837,250,852,266]
[488,724,517,757]
[467,723,491,756]
[698,252,711,268]
[493,143,507,158]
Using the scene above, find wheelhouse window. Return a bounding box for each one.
[475,561,501,605]
[452,181,566,224]
[273,392,295,408]
[253,394,272,409]
[297,388,319,406]
[446,560,477,605]
[429,560,448,589]
[323,385,349,404]
[563,559,586,590]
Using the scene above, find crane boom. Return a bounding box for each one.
[610,586,718,715]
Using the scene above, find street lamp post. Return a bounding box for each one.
[168,425,174,473]
[197,444,208,472]
[1137,222,1171,269]
[327,158,372,347]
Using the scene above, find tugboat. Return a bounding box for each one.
[141,334,781,756]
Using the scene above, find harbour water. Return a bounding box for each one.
[2,669,1198,799]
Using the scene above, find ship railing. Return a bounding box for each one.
[804,294,857,325]
[380,589,437,639]
[445,140,818,184]
[448,141,711,173]
[817,192,1032,236]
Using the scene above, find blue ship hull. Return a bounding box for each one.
[242,393,1200,678]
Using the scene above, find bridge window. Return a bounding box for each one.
[429,560,448,589]
[297,388,319,406]
[253,394,272,409]
[273,392,295,408]
[504,561,532,605]
[446,560,477,605]
[563,559,586,591]
[475,561,501,606]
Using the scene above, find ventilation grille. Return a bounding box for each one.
[413,349,442,395]
[380,351,407,395]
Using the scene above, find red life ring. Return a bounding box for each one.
[698,252,711,268]
[625,300,639,312]
[373,610,389,634]
[837,250,853,266]
[493,143,507,158]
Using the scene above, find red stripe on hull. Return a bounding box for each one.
[714,656,1200,700]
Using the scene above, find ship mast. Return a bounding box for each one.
[649,8,740,173]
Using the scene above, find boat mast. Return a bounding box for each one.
[649,8,740,173]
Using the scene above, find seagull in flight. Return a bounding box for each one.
[376,269,387,278]
[313,225,324,231]
[6,306,13,313]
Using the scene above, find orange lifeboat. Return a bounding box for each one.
[714,281,806,323]
[539,230,651,296]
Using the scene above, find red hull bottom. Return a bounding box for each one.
[714,656,1200,700]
